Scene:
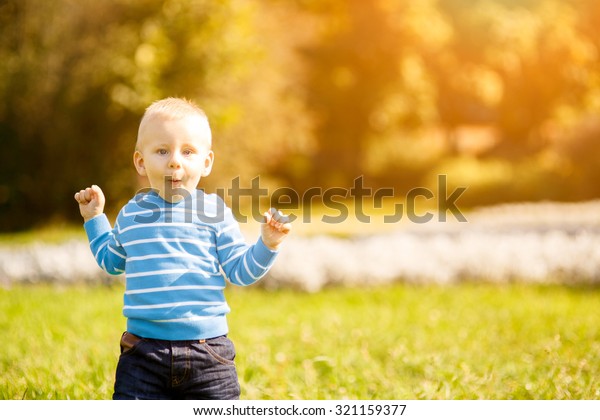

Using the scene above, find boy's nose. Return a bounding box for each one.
[168,153,182,168]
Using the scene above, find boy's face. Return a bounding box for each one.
[134,114,214,202]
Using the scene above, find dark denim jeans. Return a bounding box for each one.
[113,333,240,400]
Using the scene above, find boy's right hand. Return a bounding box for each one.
[74,185,105,222]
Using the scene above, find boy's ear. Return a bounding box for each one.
[202,151,215,177]
[133,150,146,176]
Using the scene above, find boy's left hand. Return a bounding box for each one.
[261,208,292,250]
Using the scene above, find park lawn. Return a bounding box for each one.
[0,283,598,399]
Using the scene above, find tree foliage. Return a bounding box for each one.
[1,0,600,231]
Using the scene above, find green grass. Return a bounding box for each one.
[0,224,86,245]
[0,283,598,399]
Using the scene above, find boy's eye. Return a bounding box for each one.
[157,149,168,155]
[183,149,194,156]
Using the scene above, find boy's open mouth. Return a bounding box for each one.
[166,177,183,189]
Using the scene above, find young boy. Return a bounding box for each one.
[74,97,291,399]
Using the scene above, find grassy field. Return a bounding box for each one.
[0,283,598,399]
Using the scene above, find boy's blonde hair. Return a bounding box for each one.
[137,97,211,148]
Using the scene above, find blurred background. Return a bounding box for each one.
[1,0,600,232]
[2,1,600,400]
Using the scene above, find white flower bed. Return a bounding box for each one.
[2,201,600,291]
[0,240,114,287]
[261,200,600,290]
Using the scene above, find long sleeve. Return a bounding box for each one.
[216,207,278,286]
[84,214,126,275]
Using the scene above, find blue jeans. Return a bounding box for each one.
[113,332,241,400]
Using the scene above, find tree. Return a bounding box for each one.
[298,0,405,189]
[0,0,305,231]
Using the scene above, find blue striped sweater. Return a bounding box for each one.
[84,190,278,340]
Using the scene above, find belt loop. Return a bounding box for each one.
[120,331,142,353]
